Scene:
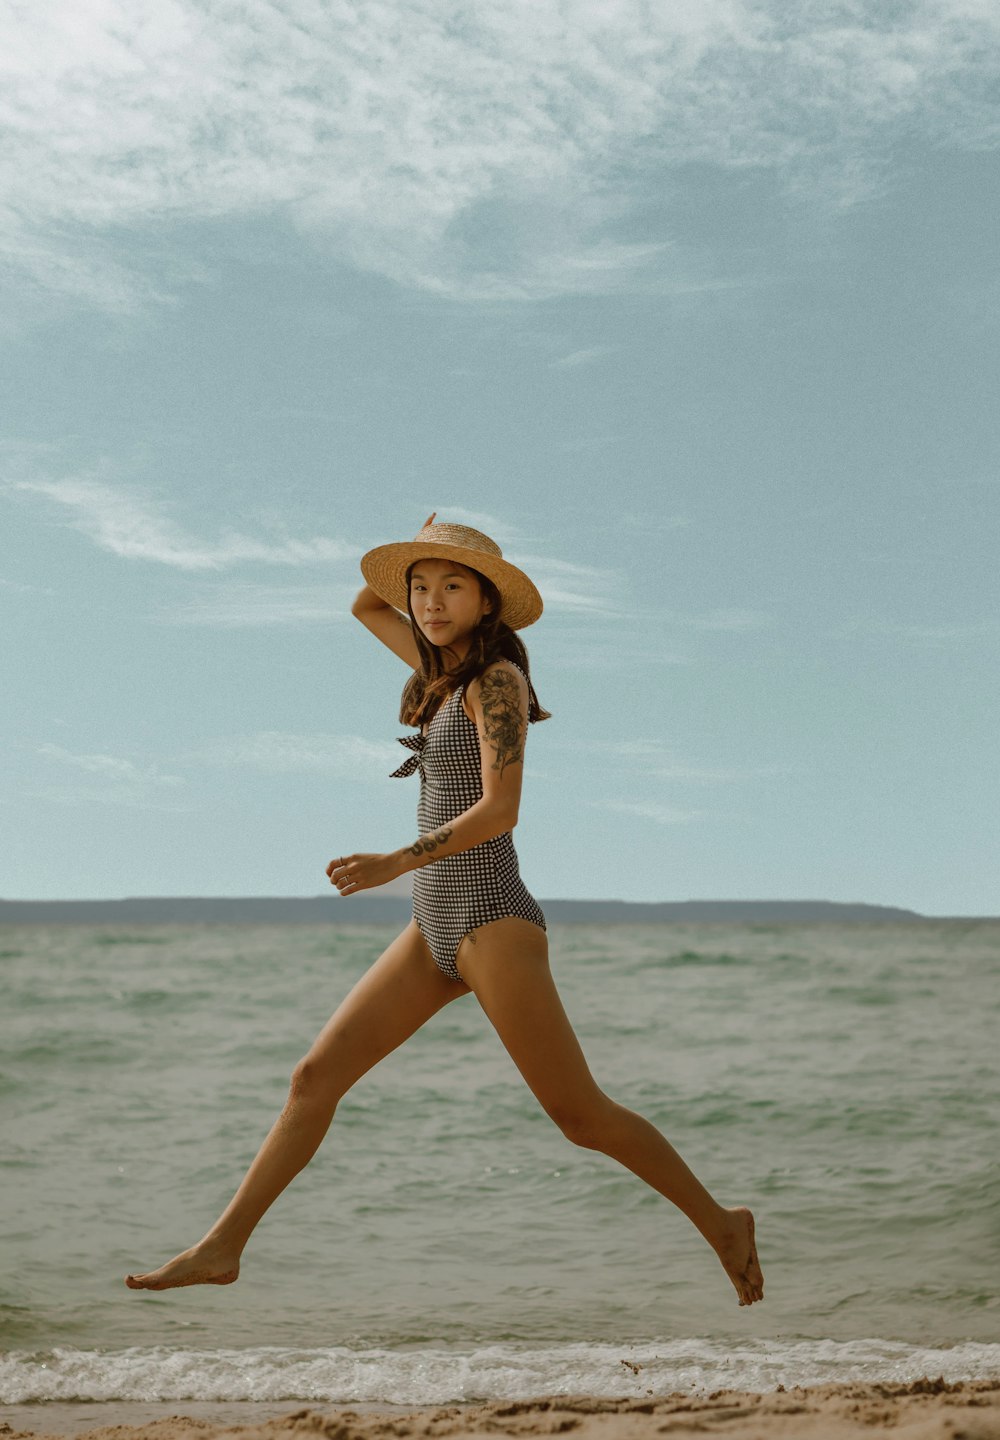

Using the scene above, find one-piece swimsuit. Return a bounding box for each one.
[390,660,546,982]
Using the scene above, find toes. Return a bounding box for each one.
[125,1271,163,1290]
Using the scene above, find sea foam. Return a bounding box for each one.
[3,1339,1000,1406]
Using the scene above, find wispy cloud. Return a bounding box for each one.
[430,507,515,540]
[186,731,399,775]
[372,517,629,617]
[534,590,773,630]
[566,738,794,785]
[30,730,402,808]
[34,742,190,809]
[1,575,55,595]
[8,473,622,622]
[10,478,353,570]
[584,736,790,822]
[2,1,997,305]
[38,743,184,787]
[595,799,702,826]
[843,616,1000,644]
[550,347,613,370]
[515,554,625,617]
[541,642,694,671]
[164,584,353,627]
[676,608,773,633]
[613,605,773,633]
[615,513,693,535]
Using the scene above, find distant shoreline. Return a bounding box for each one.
[0,896,992,923]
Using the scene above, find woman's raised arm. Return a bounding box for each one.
[351,584,421,668]
[350,512,435,669]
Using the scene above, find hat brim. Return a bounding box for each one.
[360,541,543,630]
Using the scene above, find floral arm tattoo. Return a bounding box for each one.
[478,669,525,777]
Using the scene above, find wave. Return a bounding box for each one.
[3,1339,1000,1406]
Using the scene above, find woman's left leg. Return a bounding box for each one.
[456,918,764,1306]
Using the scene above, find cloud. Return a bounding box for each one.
[429,507,515,539]
[187,731,399,775]
[617,605,773,632]
[677,608,773,633]
[38,742,184,785]
[515,553,625,617]
[1,575,55,595]
[566,737,793,784]
[612,743,754,783]
[2,0,998,305]
[165,583,353,627]
[10,477,353,570]
[595,799,702,826]
[31,730,401,806]
[8,473,618,623]
[541,641,694,671]
[844,615,1000,644]
[550,347,613,370]
[34,742,190,809]
[0,227,175,316]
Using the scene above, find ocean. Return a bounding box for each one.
[2,919,998,1421]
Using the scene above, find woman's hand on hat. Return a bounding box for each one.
[326,851,401,896]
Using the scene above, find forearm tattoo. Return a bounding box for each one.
[479,669,525,776]
[409,826,453,860]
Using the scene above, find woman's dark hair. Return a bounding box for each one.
[400,562,551,729]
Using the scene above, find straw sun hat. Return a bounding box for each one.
[361,515,543,631]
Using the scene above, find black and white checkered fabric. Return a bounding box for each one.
[391,660,546,981]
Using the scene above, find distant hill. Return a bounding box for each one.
[0,896,958,924]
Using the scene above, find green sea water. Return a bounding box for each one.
[1,920,998,1404]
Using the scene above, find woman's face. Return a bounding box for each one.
[409,558,491,658]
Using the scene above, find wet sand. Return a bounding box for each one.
[5,1379,1000,1440]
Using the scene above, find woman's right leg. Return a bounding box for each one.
[125,920,467,1290]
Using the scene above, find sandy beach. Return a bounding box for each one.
[5,1381,1000,1440]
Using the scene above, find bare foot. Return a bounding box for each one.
[125,1239,240,1291]
[714,1206,764,1307]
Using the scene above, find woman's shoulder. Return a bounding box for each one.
[463,659,528,717]
[481,659,530,679]
[469,659,533,708]
[472,657,528,688]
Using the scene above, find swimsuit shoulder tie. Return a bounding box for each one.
[390,732,425,779]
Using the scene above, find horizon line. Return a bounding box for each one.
[0,896,994,921]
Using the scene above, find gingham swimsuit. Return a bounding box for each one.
[390,661,547,981]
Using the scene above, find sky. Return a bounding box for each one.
[2,0,998,916]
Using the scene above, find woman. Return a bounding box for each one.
[126,515,764,1307]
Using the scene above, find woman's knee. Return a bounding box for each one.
[546,1090,616,1150]
[289,1052,340,1106]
